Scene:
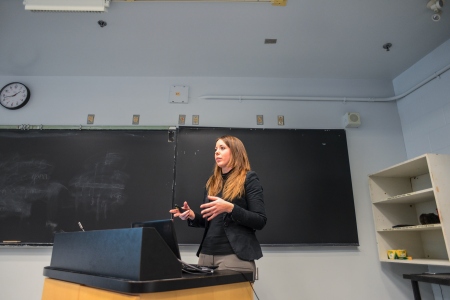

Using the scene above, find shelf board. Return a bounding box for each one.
[378,224,442,232]
[372,188,434,204]
[369,154,429,178]
[381,258,450,266]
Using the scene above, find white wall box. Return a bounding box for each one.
[369,153,450,266]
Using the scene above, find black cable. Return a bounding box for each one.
[239,271,260,300]
[181,268,210,275]
[248,281,260,300]
[439,284,443,299]
[179,258,259,299]
[178,259,215,274]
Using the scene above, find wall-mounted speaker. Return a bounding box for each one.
[343,112,361,128]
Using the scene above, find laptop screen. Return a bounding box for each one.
[131,219,181,260]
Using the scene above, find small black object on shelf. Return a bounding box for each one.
[419,213,440,225]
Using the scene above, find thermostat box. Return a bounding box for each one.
[169,85,189,104]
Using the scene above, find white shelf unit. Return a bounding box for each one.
[369,154,450,266]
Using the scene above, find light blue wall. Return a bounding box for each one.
[395,39,450,160]
[395,38,450,300]
[0,75,433,300]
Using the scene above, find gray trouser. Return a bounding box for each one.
[198,253,256,278]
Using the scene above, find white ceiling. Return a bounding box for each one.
[1,0,449,80]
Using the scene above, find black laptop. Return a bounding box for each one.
[131,219,217,273]
[132,219,181,260]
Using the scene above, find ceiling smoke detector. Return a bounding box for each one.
[432,12,442,21]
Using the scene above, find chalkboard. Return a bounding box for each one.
[173,127,359,246]
[0,127,358,246]
[0,130,175,244]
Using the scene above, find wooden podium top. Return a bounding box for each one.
[43,267,253,294]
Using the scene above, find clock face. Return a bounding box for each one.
[0,82,30,110]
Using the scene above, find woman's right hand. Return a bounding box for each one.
[169,201,194,220]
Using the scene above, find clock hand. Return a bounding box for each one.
[3,92,20,98]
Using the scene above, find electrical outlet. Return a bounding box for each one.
[278,115,284,126]
[257,115,264,125]
[192,115,199,125]
[178,114,186,125]
[132,115,140,125]
[87,114,95,124]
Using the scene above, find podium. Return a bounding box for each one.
[42,228,253,299]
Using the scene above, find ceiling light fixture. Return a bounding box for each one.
[24,0,110,12]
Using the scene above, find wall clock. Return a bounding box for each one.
[0,82,31,110]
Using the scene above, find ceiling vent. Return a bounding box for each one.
[23,0,110,12]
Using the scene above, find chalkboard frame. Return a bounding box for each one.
[0,125,359,247]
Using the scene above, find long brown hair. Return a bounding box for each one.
[206,135,251,201]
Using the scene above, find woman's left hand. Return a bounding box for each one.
[201,196,234,221]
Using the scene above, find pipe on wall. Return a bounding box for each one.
[199,63,450,103]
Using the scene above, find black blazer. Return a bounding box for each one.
[188,171,267,261]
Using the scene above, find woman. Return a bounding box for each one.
[169,135,266,276]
